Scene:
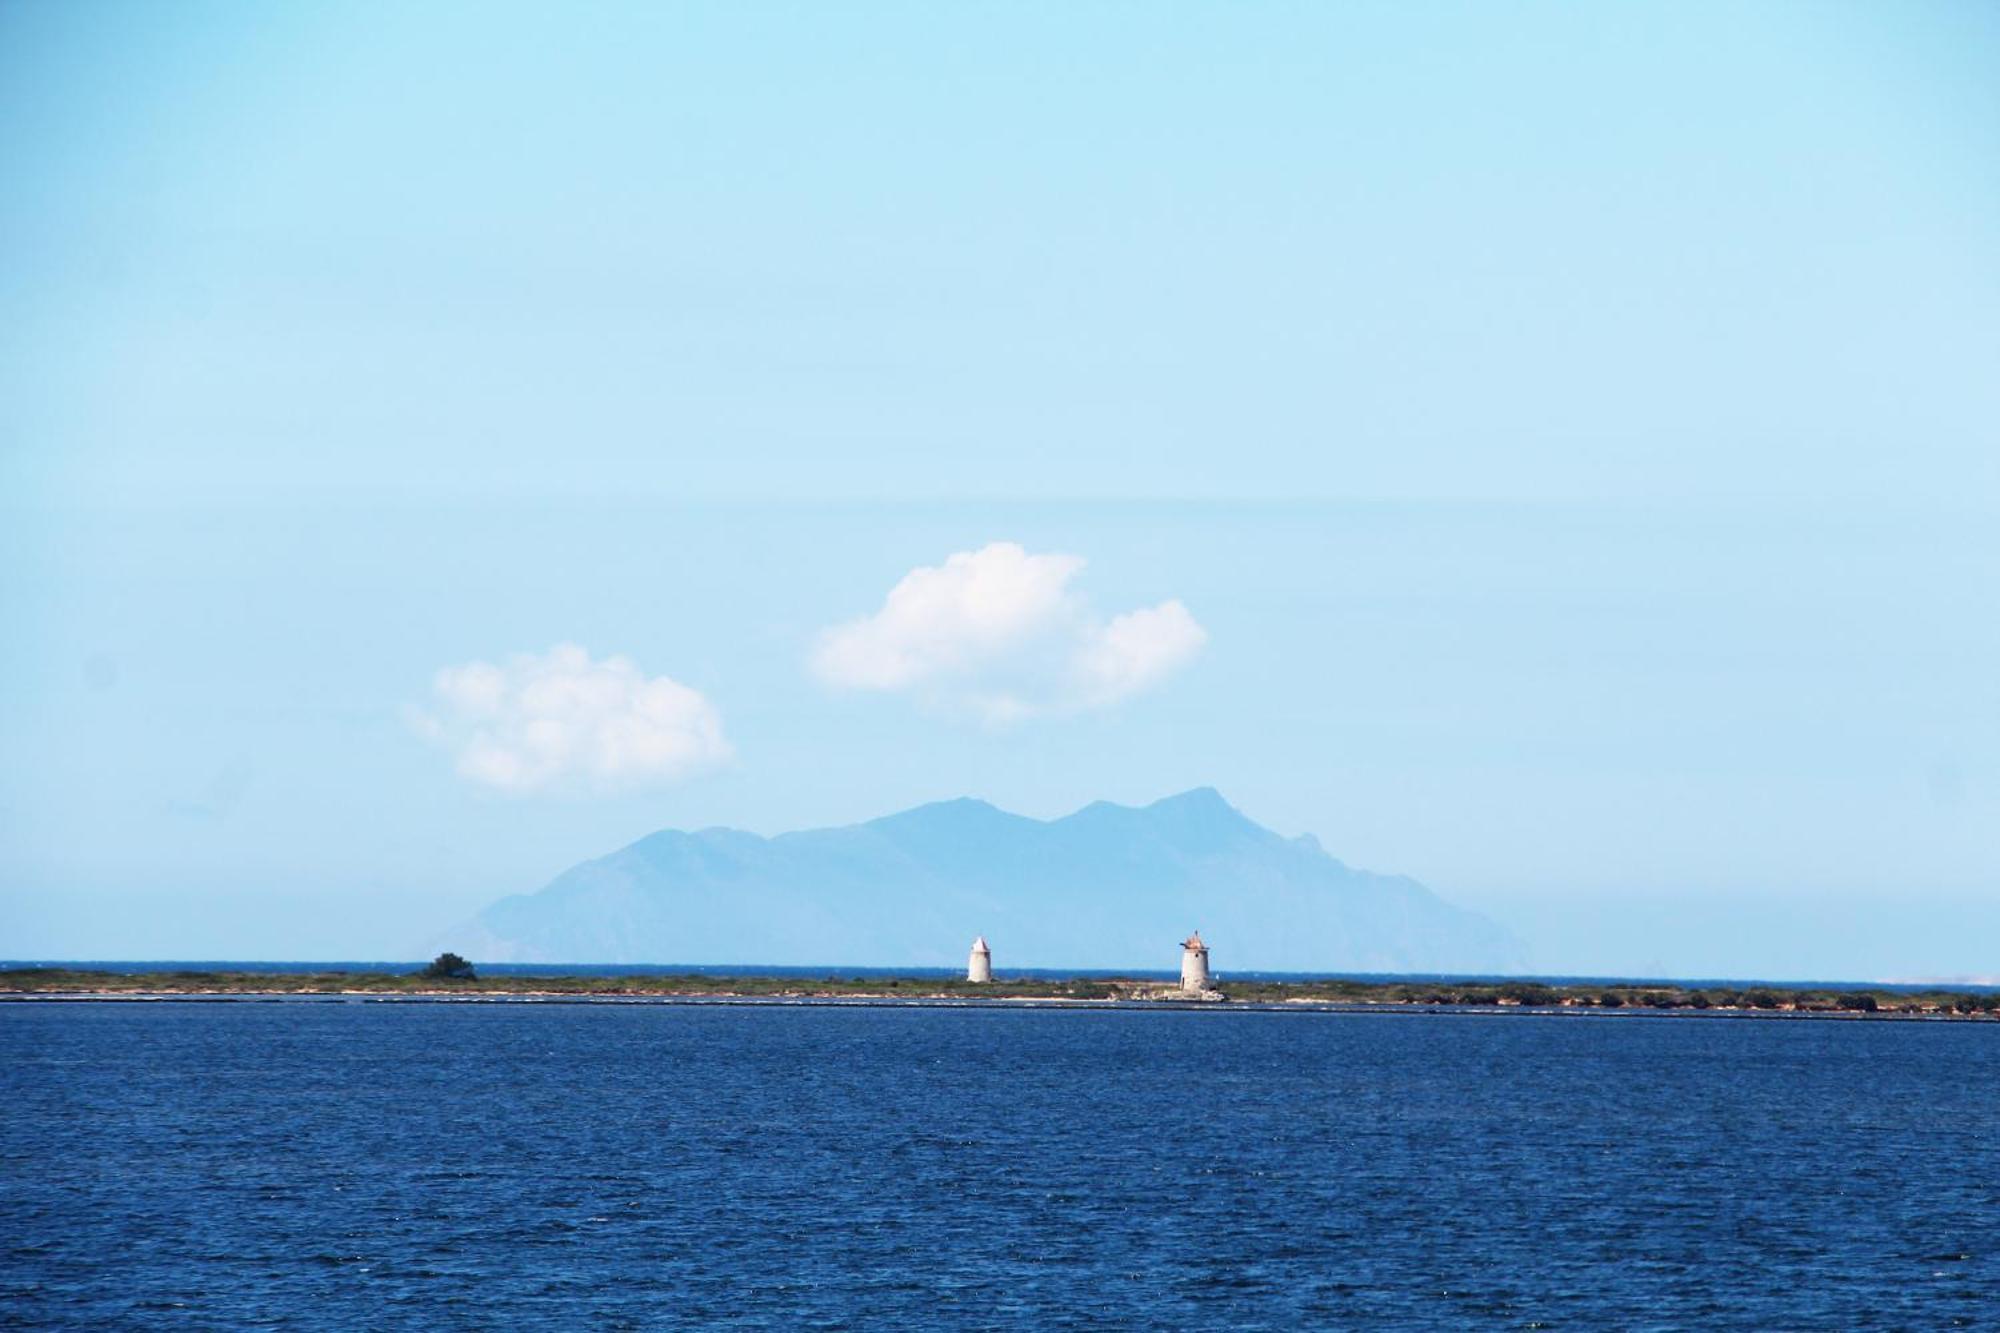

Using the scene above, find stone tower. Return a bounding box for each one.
[967,935,993,983]
[1180,931,1210,992]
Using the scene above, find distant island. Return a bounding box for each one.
[3,968,1996,1018]
[443,788,1523,972]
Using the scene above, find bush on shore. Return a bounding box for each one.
[420,952,477,981]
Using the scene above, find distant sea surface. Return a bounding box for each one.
[13,959,1996,990]
[3,1004,1995,1328]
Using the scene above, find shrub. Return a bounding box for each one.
[1837,992,1879,1013]
[420,952,477,981]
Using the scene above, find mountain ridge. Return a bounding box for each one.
[450,789,1522,972]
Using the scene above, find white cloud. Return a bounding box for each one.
[413,644,730,794]
[811,542,1206,721]
[1073,598,1208,706]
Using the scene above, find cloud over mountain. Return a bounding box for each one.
[811,542,1206,722]
[412,643,729,794]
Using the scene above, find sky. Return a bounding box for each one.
[4,1,1998,978]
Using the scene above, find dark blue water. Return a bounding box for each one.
[2,1004,1995,1328]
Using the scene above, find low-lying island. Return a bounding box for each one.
[2,968,1995,1018]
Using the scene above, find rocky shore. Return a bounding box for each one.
[3,969,1995,1018]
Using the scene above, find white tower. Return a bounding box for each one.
[1180,931,1210,992]
[967,936,993,983]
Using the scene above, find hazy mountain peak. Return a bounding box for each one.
[863,795,1015,834]
[1148,785,1231,811]
[1106,785,1266,849]
[888,795,1003,819]
[457,789,1522,972]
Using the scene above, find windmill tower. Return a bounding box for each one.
[1179,931,1210,992]
[967,936,993,983]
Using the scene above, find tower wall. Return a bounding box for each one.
[967,940,993,983]
[1180,944,1210,991]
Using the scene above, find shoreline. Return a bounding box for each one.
[1,993,1992,1023]
[2,969,1996,1021]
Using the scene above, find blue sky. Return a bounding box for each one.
[4,1,1997,976]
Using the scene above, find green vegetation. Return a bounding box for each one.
[0,968,1992,1018]
[420,952,477,980]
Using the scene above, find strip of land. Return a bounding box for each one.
[1,969,1995,1017]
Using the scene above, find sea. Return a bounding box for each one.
[15,960,1997,990]
[2,1000,1995,1329]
